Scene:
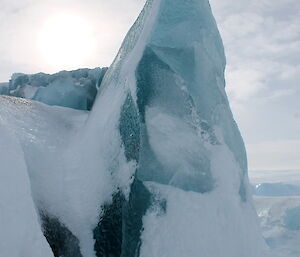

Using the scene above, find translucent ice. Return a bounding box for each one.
[84,0,266,256]
[1,68,106,110]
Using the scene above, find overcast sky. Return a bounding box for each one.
[0,0,299,171]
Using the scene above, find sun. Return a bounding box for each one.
[38,13,95,70]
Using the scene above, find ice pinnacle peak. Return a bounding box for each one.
[0,0,267,256]
[83,0,266,256]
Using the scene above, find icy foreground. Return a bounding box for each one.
[0,97,56,257]
[0,127,53,257]
[0,0,267,256]
[0,96,89,257]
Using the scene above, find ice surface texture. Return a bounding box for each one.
[0,120,53,257]
[0,95,90,257]
[85,0,266,256]
[89,0,249,197]
[1,68,106,110]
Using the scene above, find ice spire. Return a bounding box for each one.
[82,0,266,256]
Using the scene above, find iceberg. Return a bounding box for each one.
[84,0,266,256]
[1,68,107,110]
[0,0,267,256]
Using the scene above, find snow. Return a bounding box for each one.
[0,92,120,257]
[140,144,265,256]
[0,123,53,257]
[0,95,95,256]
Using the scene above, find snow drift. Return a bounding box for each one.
[0,99,53,257]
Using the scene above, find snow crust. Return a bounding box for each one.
[0,95,95,256]
[0,121,53,257]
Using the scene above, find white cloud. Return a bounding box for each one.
[211,0,300,102]
[210,0,300,170]
[225,67,266,100]
[247,140,300,171]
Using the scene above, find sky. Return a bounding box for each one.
[0,0,299,171]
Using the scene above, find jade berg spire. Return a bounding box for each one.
[84,0,267,256]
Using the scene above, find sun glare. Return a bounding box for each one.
[38,13,95,70]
